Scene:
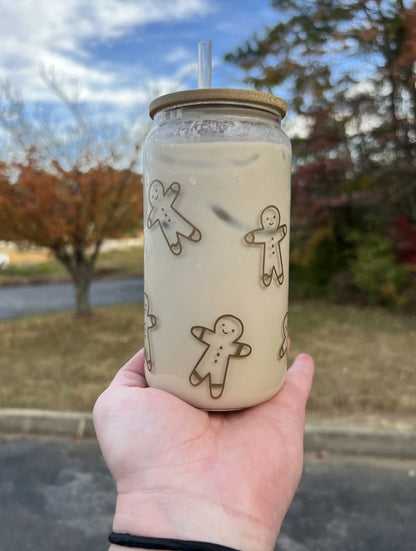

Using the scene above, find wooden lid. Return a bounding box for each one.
[149,88,287,119]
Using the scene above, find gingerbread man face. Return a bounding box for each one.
[214,315,244,340]
[261,206,280,230]
[149,180,164,204]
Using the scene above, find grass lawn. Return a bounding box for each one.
[288,301,416,420]
[0,304,144,411]
[0,245,144,286]
[0,301,415,420]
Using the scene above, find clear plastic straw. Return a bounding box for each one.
[198,40,212,88]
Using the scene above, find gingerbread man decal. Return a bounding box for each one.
[147,179,202,255]
[144,293,157,371]
[189,314,252,399]
[244,205,287,287]
[278,312,289,359]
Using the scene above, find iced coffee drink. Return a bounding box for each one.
[143,89,291,410]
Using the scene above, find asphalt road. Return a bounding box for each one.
[0,436,415,551]
[0,277,144,320]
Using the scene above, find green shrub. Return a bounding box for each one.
[290,225,414,310]
[349,234,410,307]
[290,226,345,297]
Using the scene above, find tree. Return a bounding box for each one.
[0,78,143,316]
[225,0,416,227]
[226,1,416,306]
[0,159,142,316]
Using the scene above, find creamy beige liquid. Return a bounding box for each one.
[143,140,291,409]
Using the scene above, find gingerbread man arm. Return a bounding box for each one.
[191,326,214,344]
[244,228,264,244]
[148,313,156,329]
[147,206,157,228]
[232,342,252,358]
[165,182,181,201]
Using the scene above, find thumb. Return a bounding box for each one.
[285,353,315,407]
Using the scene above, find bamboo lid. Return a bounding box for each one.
[149,88,287,119]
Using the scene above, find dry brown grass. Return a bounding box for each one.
[0,304,144,411]
[288,301,416,417]
[1,250,50,265]
[0,300,414,418]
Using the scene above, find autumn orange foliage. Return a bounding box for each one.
[0,158,143,315]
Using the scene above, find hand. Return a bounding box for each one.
[93,349,314,551]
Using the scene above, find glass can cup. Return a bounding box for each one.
[142,88,291,410]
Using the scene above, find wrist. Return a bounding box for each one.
[112,490,279,551]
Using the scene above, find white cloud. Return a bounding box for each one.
[165,46,193,64]
[0,0,212,48]
[0,0,213,105]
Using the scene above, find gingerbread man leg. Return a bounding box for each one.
[278,312,289,359]
[275,248,284,284]
[161,215,201,255]
[143,293,157,371]
[208,361,229,399]
[144,337,153,371]
[263,251,277,287]
[209,371,227,399]
[189,357,228,399]
[263,245,284,286]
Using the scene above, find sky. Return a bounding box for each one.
[0,0,278,116]
[1,0,406,152]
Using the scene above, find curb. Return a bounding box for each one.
[0,409,96,439]
[304,423,416,460]
[1,409,415,459]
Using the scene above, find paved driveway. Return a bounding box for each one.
[0,277,144,320]
[0,436,415,551]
